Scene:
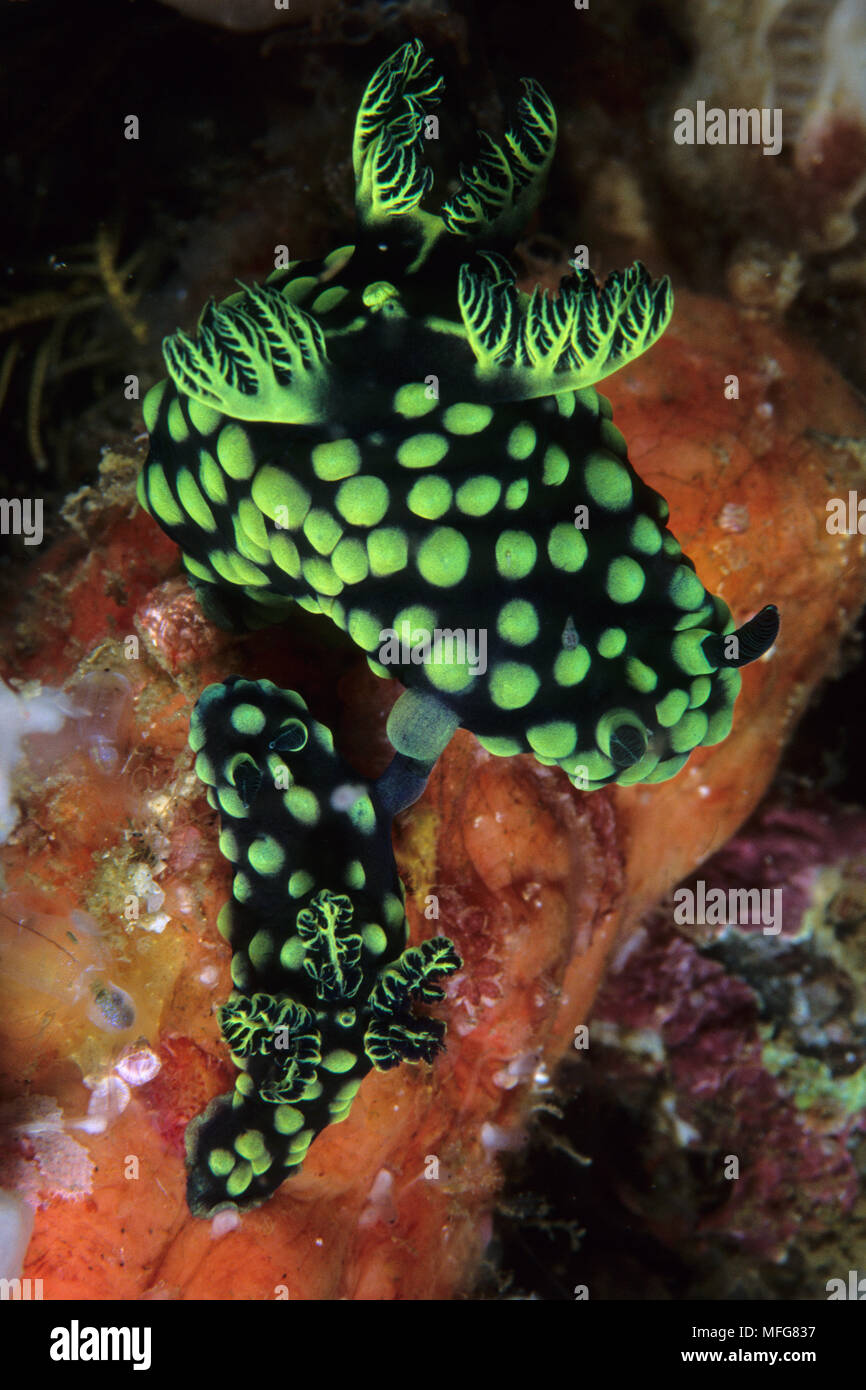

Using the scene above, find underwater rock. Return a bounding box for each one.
[575,791,866,1288]
[665,0,866,255]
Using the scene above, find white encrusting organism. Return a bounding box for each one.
[0,677,78,843]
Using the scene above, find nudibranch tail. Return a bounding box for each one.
[185,678,460,1216]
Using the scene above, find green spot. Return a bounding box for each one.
[226,1161,253,1197]
[625,657,658,692]
[208,1148,235,1177]
[455,476,501,516]
[674,600,715,631]
[476,734,523,755]
[336,475,389,526]
[269,532,301,577]
[689,676,712,708]
[497,599,539,646]
[214,549,269,588]
[547,524,587,573]
[230,702,266,736]
[273,1105,304,1135]
[600,419,628,456]
[426,660,474,694]
[504,478,529,510]
[167,398,189,443]
[303,508,343,555]
[393,383,438,418]
[394,604,437,636]
[217,423,256,480]
[280,935,306,970]
[669,564,706,611]
[397,433,449,470]
[349,793,376,835]
[237,496,269,551]
[235,1130,267,1161]
[217,905,233,941]
[630,514,662,555]
[597,627,627,658]
[347,608,382,652]
[301,556,343,596]
[194,751,216,785]
[495,530,537,580]
[232,871,252,902]
[655,688,690,727]
[321,1049,357,1074]
[252,466,311,527]
[312,285,349,314]
[323,244,354,272]
[367,526,408,576]
[417,527,470,587]
[642,752,690,783]
[408,476,452,520]
[663,534,681,557]
[345,859,366,890]
[184,555,214,583]
[331,536,370,584]
[490,662,540,710]
[146,463,184,526]
[219,829,239,862]
[383,893,404,927]
[672,629,714,676]
[527,721,577,758]
[283,275,317,303]
[553,645,591,686]
[248,836,285,876]
[231,951,251,990]
[576,750,616,781]
[507,422,536,459]
[136,469,150,515]
[606,555,645,603]
[142,380,167,433]
[311,438,362,481]
[288,870,315,898]
[584,451,632,510]
[287,1128,314,1155]
[249,928,275,972]
[704,691,738,745]
[442,402,493,434]
[283,786,320,826]
[558,390,578,418]
[669,709,709,752]
[542,444,570,486]
[188,398,222,435]
[362,923,388,955]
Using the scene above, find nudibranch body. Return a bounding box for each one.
[185,678,460,1215]
[139,40,778,793]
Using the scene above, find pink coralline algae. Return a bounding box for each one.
[583,793,866,1274]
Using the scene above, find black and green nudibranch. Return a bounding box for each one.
[186,678,459,1215]
[138,42,779,1214]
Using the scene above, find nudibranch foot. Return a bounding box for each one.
[185,676,460,1216]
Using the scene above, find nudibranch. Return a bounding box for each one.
[138,40,778,796]
[185,678,460,1215]
[137,42,780,1215]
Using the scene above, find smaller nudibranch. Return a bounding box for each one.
[185,677,460,1216]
